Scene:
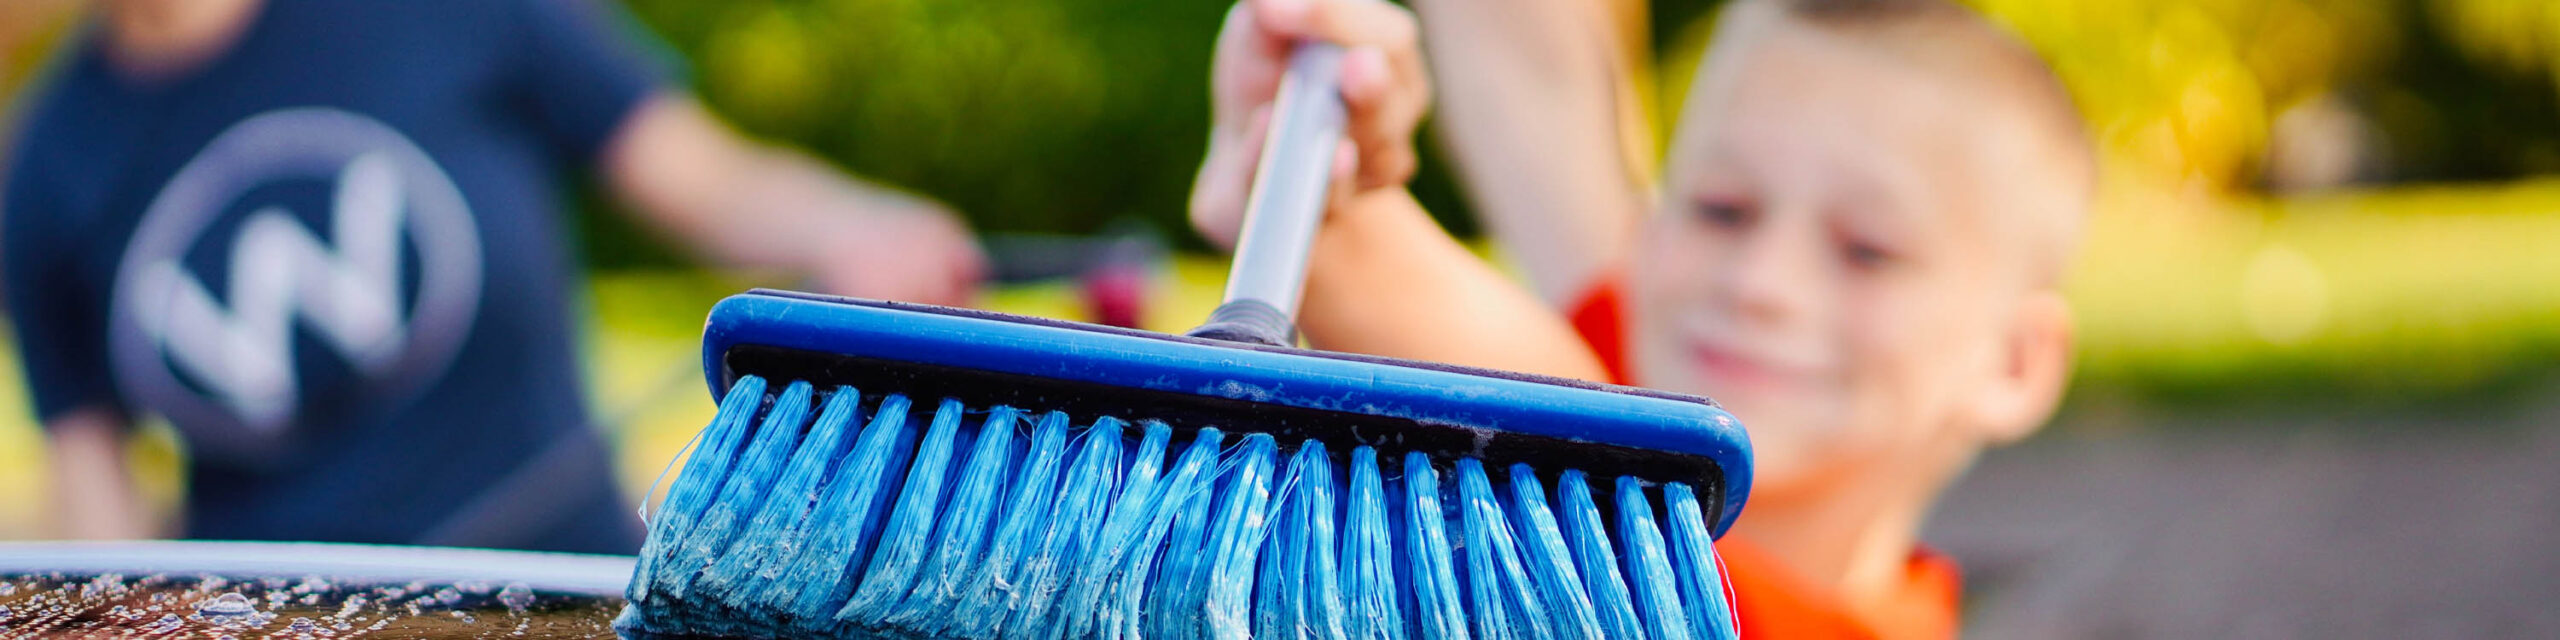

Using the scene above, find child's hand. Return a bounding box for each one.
[1190,0,1431,250]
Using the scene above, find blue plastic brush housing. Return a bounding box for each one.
[700,289,1753,536]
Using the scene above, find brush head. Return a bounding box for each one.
[700,289,1751,528]
[623,289,1753,639]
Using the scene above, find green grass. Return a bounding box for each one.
[2067,178,2560,408]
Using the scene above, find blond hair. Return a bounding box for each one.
[1706,0,2096,281]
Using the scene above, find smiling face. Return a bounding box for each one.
[1630,8,2091,498]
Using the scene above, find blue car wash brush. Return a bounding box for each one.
[617,39,1754,640]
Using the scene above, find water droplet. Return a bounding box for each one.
[196,592,256,617]
[432,586,462,605]
[456,580,493,595]
[145,613,183,632]
[496,583,535,611]
[335,593,370,619]
[0,604,13,618]
[287,617,318,632]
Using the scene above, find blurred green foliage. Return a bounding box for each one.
[594,0,1212,266]
[590,0,1477,268]
[632,0,1198,236]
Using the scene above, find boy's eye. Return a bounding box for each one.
[1841,239,1894,270]
[1696,201,1752,229]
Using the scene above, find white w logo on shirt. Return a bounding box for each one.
[113,107,481,459]
[136,153,412,431]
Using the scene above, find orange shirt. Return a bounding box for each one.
[1569,273,1963,640]
[1718,538,1962,639]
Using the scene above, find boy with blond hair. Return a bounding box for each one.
[1196,0,2093,636]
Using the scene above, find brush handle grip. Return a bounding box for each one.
[1194,42,1347,347]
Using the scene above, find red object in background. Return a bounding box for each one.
[1082,259,1149,329]
[982,228,1163,329]
[1566,269,1633,384]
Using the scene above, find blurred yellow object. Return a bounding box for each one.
[2238,243,2330,346]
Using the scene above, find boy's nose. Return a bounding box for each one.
[1716,212,1822,330]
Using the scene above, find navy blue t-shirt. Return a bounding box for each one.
[2,0,670,553]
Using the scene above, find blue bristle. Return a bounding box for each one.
[666,380,812,605]
[881,406,1024,629]
[693,385,862,624]
[1663,482,1738,640]
[945,411,1074,638]
[1557,470,1647,640]
[1341,446,1405,640]
[837,397,972,627]
[1203,433,1279,638]
[1401,451,1468,640]
[1281,440,1351,640]
[1456,458,1547,640]
[1508,463,1604,639]
[628,375,769,613]
[1054,418,1167,639]
[774,393,915,630]
[1101,425,1222,640]
[624,379,1742,640]
[1616,476,1694,640]
[1252,443,1307,639]
[1146,432,1227,640]
[1254,483,1295,640]
[1000,417,1125,638]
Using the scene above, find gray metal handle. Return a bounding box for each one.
[1220,42,1347,321]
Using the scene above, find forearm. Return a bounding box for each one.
[686,149,916,272]
[606,97,864,272]
[1410,0,1652,304]
[1299,189,1609,382]
[606,94,979,304]
[46,409,153,539]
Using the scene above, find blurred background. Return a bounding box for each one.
[4,0,2557,635]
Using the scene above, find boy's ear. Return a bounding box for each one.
[1965,291,2073,445]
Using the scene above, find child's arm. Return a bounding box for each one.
[1194,0,1608,381]
[1409,0,1655,306]
[1298,189,1609,381]
[604,95,987,307]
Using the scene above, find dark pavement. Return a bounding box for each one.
[1925,396,2560,638]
